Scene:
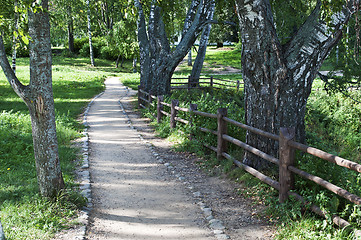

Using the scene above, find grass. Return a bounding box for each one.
[124,47,361,239]
[0,55,135,239]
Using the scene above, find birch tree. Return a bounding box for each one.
[135,0,215,95]
[86,0,95,66]
[235,0,360,169]
[190,21,213,83]
[12,0,19,73]
[0,0,65,197]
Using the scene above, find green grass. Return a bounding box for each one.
[0,56,134,239]
[124,47,361,240]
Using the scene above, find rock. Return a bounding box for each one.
[209,219,225,230]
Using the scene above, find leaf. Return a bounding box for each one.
[21,35,29,45]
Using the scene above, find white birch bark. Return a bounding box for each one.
[87,0,95,66]
[135,0,215,95]
[235,0,360,169]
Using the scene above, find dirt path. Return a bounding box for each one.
[85,78,215,240]
[85,77,275,240]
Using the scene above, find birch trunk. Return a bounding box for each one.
[135,0,215,95]
[0,0,65,197]
[190,21,213,84]
[12,0,19,73]
[0,220,5,240]
[188,50,192,66]
[67,5,75,53]
[87,0,95,66]
[235,0,358,169]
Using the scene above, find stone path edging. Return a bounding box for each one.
[117,87,230,240]
[68,81,231,239]
[69,91,104,240]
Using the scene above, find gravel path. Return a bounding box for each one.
[85,78,215,240]
[81,77,275,240]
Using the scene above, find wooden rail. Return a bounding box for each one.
[169,75,243,91]
[137,88,361,232]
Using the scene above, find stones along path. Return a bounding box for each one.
[85,78,216,240]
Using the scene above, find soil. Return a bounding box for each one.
[53,77,276,240]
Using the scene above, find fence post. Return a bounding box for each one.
[217,108,228,160]
[237,80,240,91]
[148,90,153,107]
[157,95,164,124]
[189,103,198,140]
[138,85,141,108]
[279,127,296,203]
[188,76,191,90]
[210,76,214,89]
[170,100,179,129]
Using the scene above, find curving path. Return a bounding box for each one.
[85,78,215,240]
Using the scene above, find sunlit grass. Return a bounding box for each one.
[0,56,129,239]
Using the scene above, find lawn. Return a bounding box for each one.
[0,56,136,240]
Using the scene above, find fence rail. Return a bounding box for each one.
[167,75,243,91]
[137,87,361,234]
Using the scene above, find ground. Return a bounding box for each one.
[53,77,275,240]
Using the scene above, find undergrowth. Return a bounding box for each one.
[136,83,361,239]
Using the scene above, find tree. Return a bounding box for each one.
[0,219,5,240]
[135,0,215,95]
[12,0,19,73]
[235,0,360,169]
[209,1,239,47]
[86,0,95,66]
[0,0,65,197]
[190,20,213,83]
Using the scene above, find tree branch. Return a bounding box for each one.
[0,34,27,101]
[284,1,359,67]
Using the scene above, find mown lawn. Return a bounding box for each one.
[0,56,138,240]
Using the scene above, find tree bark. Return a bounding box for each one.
[0,219,5,240]
[188,50,192,66]
[0,0,65,198]
[67,5,75,53]
[235,0,359,169]
[12,0,19,73]
[135,0,215,95]
[190,20,213,84]
[87,0,95,66]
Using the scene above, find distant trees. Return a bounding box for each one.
[0,0,65,197]
[235,0,360,169]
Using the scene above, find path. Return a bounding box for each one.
[84,77,274,240]
[85,78,215,240]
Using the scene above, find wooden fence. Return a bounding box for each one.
[138,88,361,234]
[170,75,243,91]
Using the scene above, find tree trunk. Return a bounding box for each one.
[188,50,192,66]
[67,6,75,53]
[12,0,19,73]
[135,0,215,95]
[0,220,5,240]
[235,0,358,169]
[190,21,213,85]
[87,0,95,66]
[0,0,65,198]
[132,57,137,73]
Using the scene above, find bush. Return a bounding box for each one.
[100,45,118,60]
